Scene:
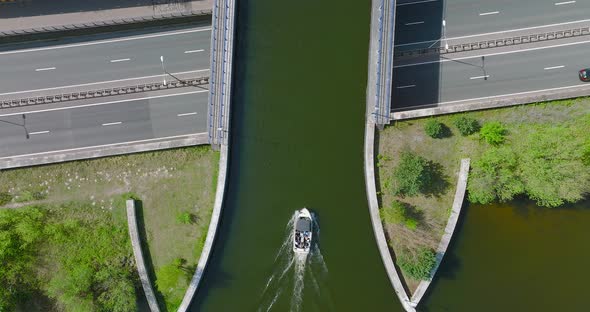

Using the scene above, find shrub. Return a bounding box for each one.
[480,122,506,145]
[453,116,480,136]
[0,192,12,206]
[424,119,444,138]
[393,152,432,196]
[397,248,437,280]
[176,211,193,225]
[380,200,419,230]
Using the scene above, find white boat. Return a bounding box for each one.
[293,208,313,254]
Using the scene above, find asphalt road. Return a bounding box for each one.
[392,39,590,109]
[0,25,211,99]
[0,90,208,158]
[395,0,590,48]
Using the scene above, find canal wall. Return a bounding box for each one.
[207,0,236,146]
[409,158,470,307]
[126,199,161,312]
[178,143,230,311]
[367,0,396,126]
[364,117,416,312]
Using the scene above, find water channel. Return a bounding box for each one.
[190,0,590,311]
[192,0,402,311]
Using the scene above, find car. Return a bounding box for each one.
[579,68,590,82]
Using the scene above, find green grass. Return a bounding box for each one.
[0,146,219,310]
[377,98,590,292]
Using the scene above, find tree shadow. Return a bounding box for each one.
[422,161,450,198]
[134,200,169,312]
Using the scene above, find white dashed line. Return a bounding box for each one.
[405,21,425,26]
[29,130,50,135]
[479,11,499,16]
[110,58,131,63]
[397,0,438,6]
[397,84,417,89]
[35,67,56,72]
[177,112,198,117]
[544,65,565,70]
[102,121,122,126]
[184,49,204,54]
[469,75,490,80]
[555,1,576,5]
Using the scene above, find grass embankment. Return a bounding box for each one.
[377,99,590,292]
[0,146,219,311]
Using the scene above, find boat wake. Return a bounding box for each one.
[257,211,331,312]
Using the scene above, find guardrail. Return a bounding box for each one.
[395,27,590,58]
[0,76,209,109]
[0,9,212,38]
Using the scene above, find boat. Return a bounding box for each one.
[293,208,313,254]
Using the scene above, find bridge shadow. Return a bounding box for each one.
[391,0,445,112]
[0,0,193,18]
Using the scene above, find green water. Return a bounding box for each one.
[423,200,590,312]
[191,0,402,311]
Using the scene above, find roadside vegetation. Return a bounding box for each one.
[377,98,590,292]
[0,146,219,311]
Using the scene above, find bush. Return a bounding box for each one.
[397,248,437,280]
[453,116,480,136]
[380,200,419,230]
[480,121,506,145]
[0,192,12,206]
[393,152,432,196]
[424,119,444,138]
[176,211,193,225]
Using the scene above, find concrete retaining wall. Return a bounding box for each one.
[409,158,470,307]
[177,143,229,312]
[364,118,416,312]
[0,133,207,170]
[126,199,161,312]
[392,83,590,120]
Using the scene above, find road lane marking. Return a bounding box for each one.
[0,90,207,117]
[479,11,500,16]
[394,38,590,68]
[184,49,204,54]
[397,0,437,6]
[544,65,565,70]
[177,112,198,117]
[0,69,208,97]
[110,58,131,63]
[0,133,207,160]
[29,130,50,135]
[396,18,590,47]
[405,21,425,26]
[396,84,416,89]
[469,75,490,80]
[102,121,122,126]
[35,67,56,72]
[555,1,576,5]
[0,27,212,56]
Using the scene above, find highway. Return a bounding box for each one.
[392,39,590,110]
[395,0,590,49]
[0,25,211,100]
[0,90,208,158]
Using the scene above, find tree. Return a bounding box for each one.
[468,147,524,205]
[453,116,480,136]
[380,200,419,230]
[393,152,432,196]
[480,121,506,145]
[424,119,444,138]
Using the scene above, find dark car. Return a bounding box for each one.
[579,69,590,82]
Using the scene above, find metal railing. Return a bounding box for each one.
[395,27,590,58]
[0,76,209,109]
